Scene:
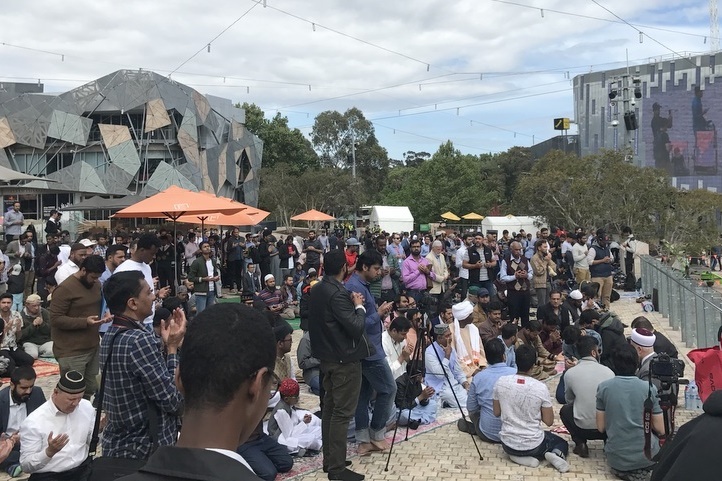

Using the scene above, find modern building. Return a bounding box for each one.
[0,69,263,218]
[573,51,722,192]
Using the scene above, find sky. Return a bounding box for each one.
[0,0,714,160]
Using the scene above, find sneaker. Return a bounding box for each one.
[573,442,589,458]
[509,455,540,468]
[6,464,22,477]
[545,451,570,473]
[327,468,365,481]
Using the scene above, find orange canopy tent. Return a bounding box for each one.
[114,186,246,281]
[291,209,335,222]
[176,191,270,231]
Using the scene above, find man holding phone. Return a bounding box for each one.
[345,251,396,457]
[499,242,533,328]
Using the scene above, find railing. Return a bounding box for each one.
[640,255,722,348]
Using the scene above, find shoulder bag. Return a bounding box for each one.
[88,321,160,481]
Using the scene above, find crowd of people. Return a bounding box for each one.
[0,201,704,480]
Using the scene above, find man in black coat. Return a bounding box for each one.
[0,366,45,476]
[309,249,371,481]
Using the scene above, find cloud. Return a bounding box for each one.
[0,0,713,156]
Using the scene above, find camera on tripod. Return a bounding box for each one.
[650,353,685,386]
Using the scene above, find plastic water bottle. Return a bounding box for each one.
[687,381,703,411]
[684,383,691,410]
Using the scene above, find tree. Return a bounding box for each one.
[238,103,319,172]
[512,149,721,255]
[403,151,431,167]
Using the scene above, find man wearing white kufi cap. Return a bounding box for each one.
[630,328,657,384]
[450,301,486,381]
[425,323,468,409]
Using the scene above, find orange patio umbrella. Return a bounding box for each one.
[114,185,246,281]
[291,209,335,222]
[176,191,270,232]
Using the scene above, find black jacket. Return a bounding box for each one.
[651,390,722,481]
[308,276,372,363]
[598,312,628,371]
[118,446,261,480]
[0,385,45,433]
[395,372,427,410]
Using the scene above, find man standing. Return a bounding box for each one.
[425,323,468,408]
[426,241,449,302]
[0,366,45,477]
[309,249,370,481]
[54,243,89,286]
[100,271,185,460]
[19,371,94,479]
[99,244,127,285]
[466,233,496,297]
[113,234,170,325]
[19,294,53,360]
[183,232,199,273]
[530,240,554,306]
[493,345,570,472]
[369,236,400,304]
[49,255,109,399]
[92,234,108,258]
[455,234,473,299]
[587,229,614,309]
[188,241,221,314]
[225,228,244,294]
[499,241,533,327]
[560,336,613,458]
[120,304,276,481]
[345,251,396,457]
[463,338,516,443]
[401,239,434,304]
[5,232,35,300]
[44,210,61,239]
[303,230,323,273]
[387,233,406,271]
[3,203,23,243]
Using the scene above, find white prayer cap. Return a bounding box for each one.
[631,328,656,347]
[569,290,583,300]
[452,300,474,321]
[264,274,275,282]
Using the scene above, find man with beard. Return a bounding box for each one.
[54,243,89,286]
[478,301,504,344]
[466,233,496,297]
[303,230,323,273]
[369,236,400,304]
[499,242,533,328]
[19,294,53,360]
[471,287,491,332]
[0,366,45,477]
[49,255,110,399]
[586,229,614,310]
[155,235,175,294]
[560,290,583,327]
[99,245,127,285]
[401,239,434,305]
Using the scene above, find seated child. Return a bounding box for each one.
[267,379,322,456]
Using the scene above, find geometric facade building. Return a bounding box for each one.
[0,69,263,217]
[573,51,722,193]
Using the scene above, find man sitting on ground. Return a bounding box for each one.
[19,294,53,360]
[499,323,518,369]
[493,344,570,473]
[393,361,436,428]
[0,367,45,478]
[560,336,614,458]
[515,320,559,380]
[539,317,563,356]
[382,316,413,380]
[425,323,468,408]
[450,300,486,380]
[461,338,516,442]
[19,371,94,479]
[630,316,678,358]
[478,301,504,344]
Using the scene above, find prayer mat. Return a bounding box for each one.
[1,358,59,383]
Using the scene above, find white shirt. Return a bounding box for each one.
[456,244,469,280]
[20,398,94,474]
[205,258,215,292]
[57,244,70,265]
[571,243,589,270]
[382,330,407,379]
[493,374,551,451]
[54,260,79,286]
[7,389,27,435]
[206,448,255,473]
[561,240,572,255]
[113,259,155,324]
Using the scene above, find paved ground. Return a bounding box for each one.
[1,293,700,480]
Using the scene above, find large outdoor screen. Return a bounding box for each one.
[643,78,721,192]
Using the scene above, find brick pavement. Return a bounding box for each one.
[0,295,701,480]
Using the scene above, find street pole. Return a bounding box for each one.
[351,133,357,237]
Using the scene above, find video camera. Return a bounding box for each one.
[649,353,685,386]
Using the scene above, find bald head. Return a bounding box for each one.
[510,241,523,257]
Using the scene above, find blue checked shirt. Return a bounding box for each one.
[99,316,183,459]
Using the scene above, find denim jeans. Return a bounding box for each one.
[502,431,569,459]
[355,358,397,443]
[236,433,293,481]
[195,291,216,314]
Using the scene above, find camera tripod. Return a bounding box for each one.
[384,313,483,472]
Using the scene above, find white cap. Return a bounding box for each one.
[631,328,656,347]
[569,290,583,300]
[264,274,275,283]
[79,238,97,247]
[452,300,474,321]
